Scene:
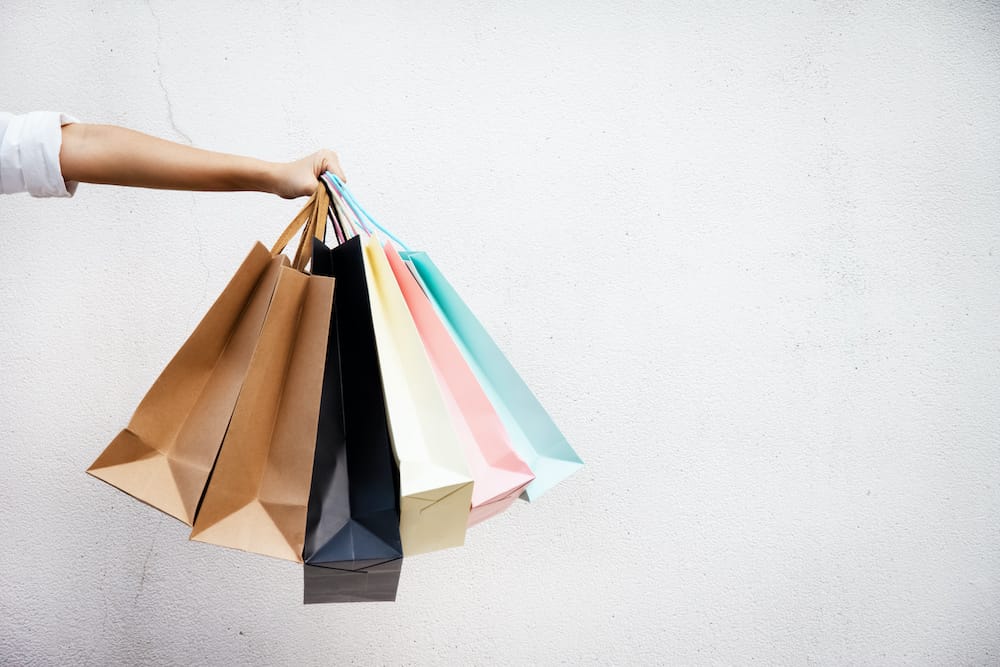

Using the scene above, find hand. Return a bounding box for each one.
[271,149,346,199]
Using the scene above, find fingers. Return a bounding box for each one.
[314,149,346,183]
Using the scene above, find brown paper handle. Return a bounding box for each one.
[268,182,332,273]
[271,190,319,257]
[316,187,328,245]
[291,181,330,272]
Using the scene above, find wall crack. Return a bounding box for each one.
[147,0,192,145]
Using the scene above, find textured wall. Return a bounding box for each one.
[1,1,998,665]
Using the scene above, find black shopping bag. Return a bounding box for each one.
[302,234,403,603]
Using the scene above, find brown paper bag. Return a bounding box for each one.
[190,188,335,562]
[88,190,325,525]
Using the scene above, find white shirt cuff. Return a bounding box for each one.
[0,111,80,197]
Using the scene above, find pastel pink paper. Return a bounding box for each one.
[384,243,534,525]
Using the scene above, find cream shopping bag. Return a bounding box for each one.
[361,233,473,555]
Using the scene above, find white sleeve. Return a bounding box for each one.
[0,111,80,197]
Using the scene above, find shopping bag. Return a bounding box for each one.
[87,191,323,525]
[302,231,403,603]
[189,188,335,562]
[360,230,473,555]
[403,252,583,500]
[384,242,533,525]
[324,173,582,502]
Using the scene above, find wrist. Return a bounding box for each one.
[245,158,282,194]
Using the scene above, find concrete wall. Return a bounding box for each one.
[1,1,997,664]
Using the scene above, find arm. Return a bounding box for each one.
[59,123,345,199]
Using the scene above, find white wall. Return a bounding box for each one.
[2,1,998,664]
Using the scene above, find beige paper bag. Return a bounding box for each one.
[361,234,473,555]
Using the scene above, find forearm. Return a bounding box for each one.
[59,123,280,194]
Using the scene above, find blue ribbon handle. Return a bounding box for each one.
[320,172,370,236]
[324,172,412,251]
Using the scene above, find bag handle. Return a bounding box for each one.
[270,182,330,272]
[323,173,369,237]
[323,172,411,251]
[317,173,360,244]
[331,198,347,244]
[271,190,317,256]
[333,190,360,239]
[291,183,327,271]
[315,177,345,245]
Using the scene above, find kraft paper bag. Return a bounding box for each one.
[190,266,334,561]
[401,252,583,501]
[385,243,533,526]
[88,191,324,525]
[361,234,473,555]
[189,188,336,562]
[303,234,403,603]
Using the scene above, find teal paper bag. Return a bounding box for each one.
[400,251,583,501]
